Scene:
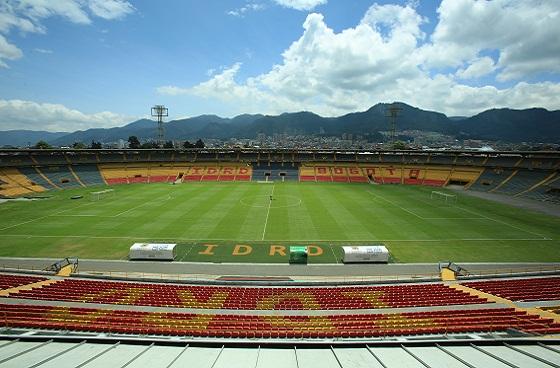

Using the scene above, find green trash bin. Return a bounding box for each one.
[289,246,308,264]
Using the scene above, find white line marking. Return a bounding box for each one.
[368,190,483,220]
[368,190,423,219]
[0,202,95,231]
[328,244,339,264]
[178,244,195,262]
[0,234,550,242]
[112,197,163,217]
[457,206,550,240]
[261,184,275,241]
[53,214,110,217]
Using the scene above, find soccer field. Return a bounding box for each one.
[0,182,558,263]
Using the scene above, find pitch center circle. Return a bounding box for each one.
[239,194,302,208]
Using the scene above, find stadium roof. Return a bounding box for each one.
[1,336,559,368]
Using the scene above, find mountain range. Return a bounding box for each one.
[1,103,559,147]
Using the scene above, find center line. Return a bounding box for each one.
[261,184,276,241]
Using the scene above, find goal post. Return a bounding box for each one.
[90,189,115,201]
[430,190,457,205]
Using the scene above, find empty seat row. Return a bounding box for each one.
[1,303,558,338]
[8,278,489,310]
[464,277,560,301]
[0,274,46,290]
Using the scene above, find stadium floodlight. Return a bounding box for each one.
[151,105,168,145]
[385,103,402,146]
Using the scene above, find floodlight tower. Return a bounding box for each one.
[151,105,168,145]
[385,103,402,145]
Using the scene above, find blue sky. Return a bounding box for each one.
[0,0,559,132]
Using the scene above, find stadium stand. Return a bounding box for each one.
[493,169,554,195]
[149,164,175,183]
[299,165,316,182]
[0,274,46,290]
[522,175,560,203]
[357,152,381,163]
[314,166,332,182]
[428,154,454,165]
[66,151,98,164]
[463,277,560,301]
[149,151,173,162]
[126,163,149,184]
[448,167,483,186]
[335,152,355,162]
[468,167,515,192]
[0,304,557,338]
[379,165,402,184]
[8,279,488,310]
[454,154,487,166]
[403,154,427,165]
[422,167,451,186]
[0,167,45,196]
[540,305,560,315]
[39,165,83,189]
[31,152,69,165]
[331,166,350,183]
[179,164,253,182]
[220,151,239,162]
[98,164,129,185]
[72,164,107,186]
[97,152,127,163]
[127,151,150,162]
[1,149,558,204]
[485,155,523,168]
[17,166,57,189]
[348,167,368,183]
[174,152,196,162]
[197,152,217,161]
[0,151,34,166]
[380,153,402,163]
[252,163,297,182]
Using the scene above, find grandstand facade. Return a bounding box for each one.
[1,148,559,203]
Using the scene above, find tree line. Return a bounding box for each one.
[31,137,205,149]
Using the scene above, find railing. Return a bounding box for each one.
[1,263,559,284]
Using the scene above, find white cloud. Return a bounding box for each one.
[227,2,265,17]
[16,0,91,25]
[158,1,560,117]
[422,0,560,80]
[33,47,52,54]
[0,34,22,67]
[0,99,132,131]
[0,0,134,66]
[456,57,496,79]
[88,0,135,20]
[273,0,327,11]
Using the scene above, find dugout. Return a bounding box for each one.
[342,245,389,263]
[289,246,308,264]
[129,243,177,261]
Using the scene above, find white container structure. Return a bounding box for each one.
[342,245,389,263]
[128,243,177,261]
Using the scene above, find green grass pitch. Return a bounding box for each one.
[0,182,558,263]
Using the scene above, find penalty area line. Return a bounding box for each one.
[457,206,551,240]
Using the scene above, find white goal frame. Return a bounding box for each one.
[430,190,457,205]
[90,189,115,201]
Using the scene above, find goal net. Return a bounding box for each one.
[90,189,115,201]
[430,190,457,205]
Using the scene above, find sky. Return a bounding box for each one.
[0,0,559,132]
